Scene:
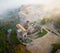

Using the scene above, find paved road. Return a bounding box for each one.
[26,32,60,53]
[44,23,60,36]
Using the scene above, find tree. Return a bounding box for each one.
[40,18,50,25]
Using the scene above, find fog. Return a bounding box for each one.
[0,0,60,14]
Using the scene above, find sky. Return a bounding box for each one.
[0,0,60,14]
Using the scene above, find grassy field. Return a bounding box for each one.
[51,43,60,53]
[36,29,47,38]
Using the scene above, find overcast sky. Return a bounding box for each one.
[0,0,60,14]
